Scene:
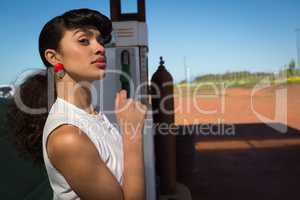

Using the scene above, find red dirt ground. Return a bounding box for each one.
[175,84,300,130]
[173,84,300,200]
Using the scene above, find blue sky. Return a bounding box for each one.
[0,0,300,84]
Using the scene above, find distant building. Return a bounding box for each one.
[0,85,14,98]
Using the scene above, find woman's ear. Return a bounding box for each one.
[44,49,62,66]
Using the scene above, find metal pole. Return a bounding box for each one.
[184,56,190,83]
[296,29,300,69]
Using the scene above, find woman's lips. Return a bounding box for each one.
[94,61,106,69]
[92,58,106,69]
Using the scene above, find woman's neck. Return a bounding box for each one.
[56,76,96,115]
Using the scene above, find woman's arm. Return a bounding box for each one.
[122,129,145,200]
[47,125,124,200]
[115,90,147,200]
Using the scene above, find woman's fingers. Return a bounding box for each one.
[120,90,127,100]
[115,90,130,113]
[119,90,127,107]
[134,101,147,114]
[115,92,120,110]
[116,90,147,116]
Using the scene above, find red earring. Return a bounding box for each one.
[54,63,65,79]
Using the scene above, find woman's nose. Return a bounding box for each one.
[93,40,105,55]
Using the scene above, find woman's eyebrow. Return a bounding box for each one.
[73,29,101,37]
[72,29,83,37]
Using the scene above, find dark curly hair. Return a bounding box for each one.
[6,8,112,166]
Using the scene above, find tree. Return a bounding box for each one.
[288,59,296,71]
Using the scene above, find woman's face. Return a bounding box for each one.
[58,28,107,82]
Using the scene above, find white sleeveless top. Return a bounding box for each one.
[42,97,124,200]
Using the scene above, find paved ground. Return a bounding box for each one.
[174,84,300,200]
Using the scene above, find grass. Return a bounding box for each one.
[175,75,300,96]
[287,76,300,84]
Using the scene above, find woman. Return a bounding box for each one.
[7,8,146,200]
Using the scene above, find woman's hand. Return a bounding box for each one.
[115,90,147,140]
[115,90,146,200]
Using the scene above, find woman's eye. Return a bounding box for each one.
[97,36,106,45]
[79,38,89,45]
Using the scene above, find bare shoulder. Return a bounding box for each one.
[46,124,123,200]
[47,125,82,147]
[46,124,98,167]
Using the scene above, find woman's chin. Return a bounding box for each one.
[94,71,106,80]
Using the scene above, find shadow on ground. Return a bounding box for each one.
[176,123,300,200]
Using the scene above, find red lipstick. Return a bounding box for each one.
[92,57,106,69]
